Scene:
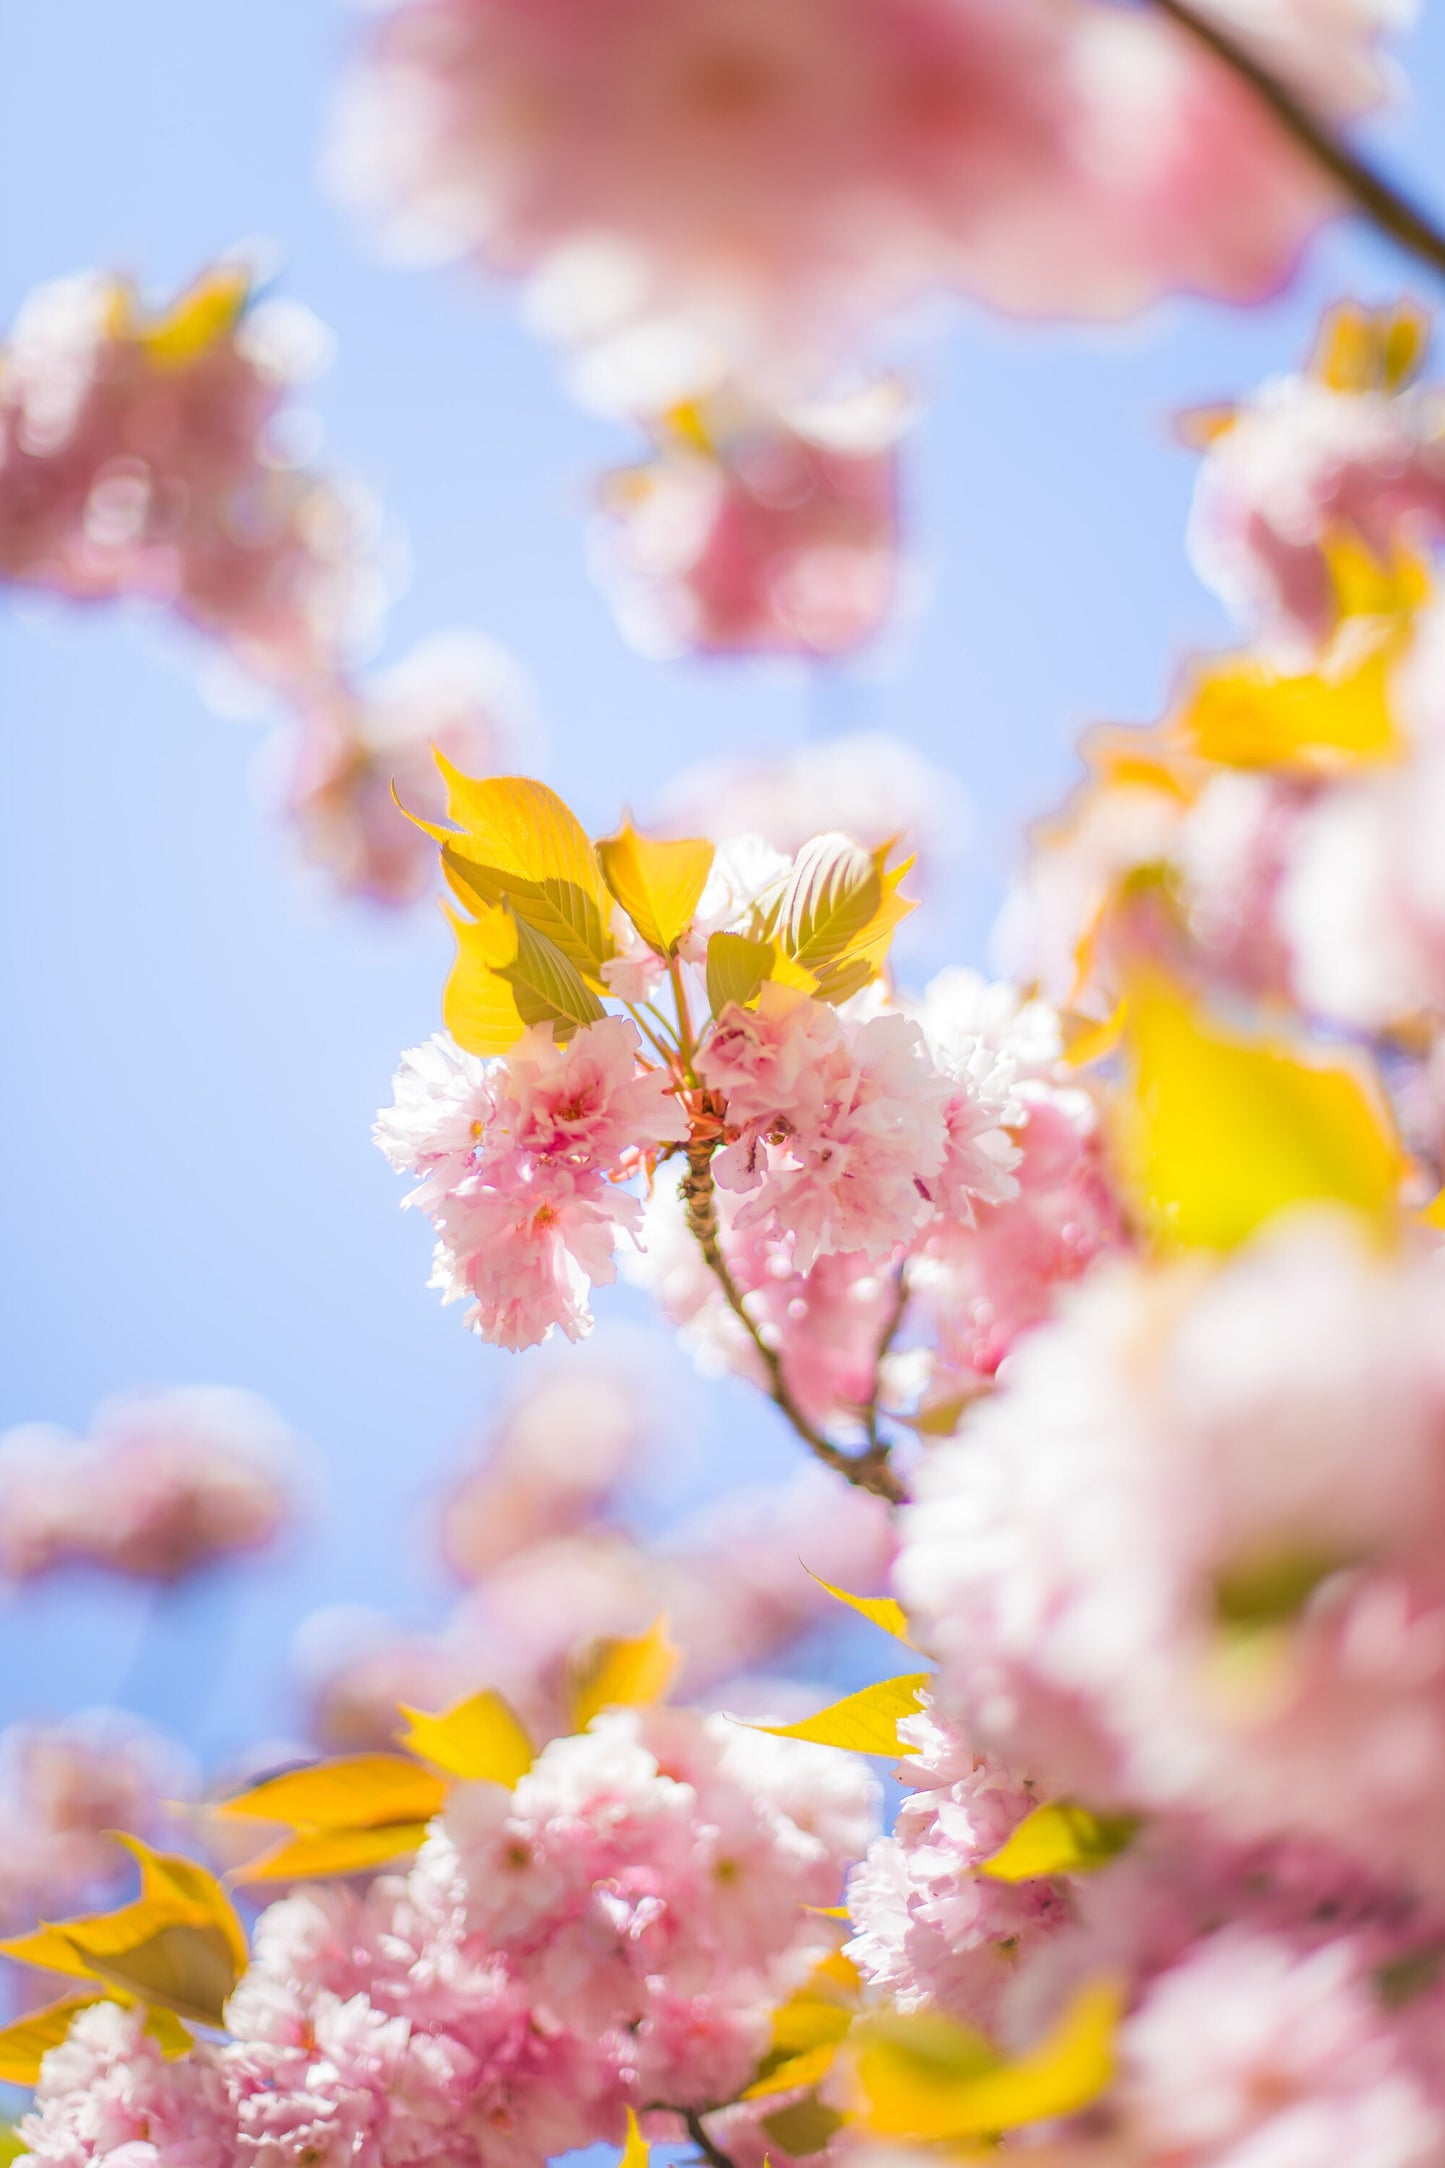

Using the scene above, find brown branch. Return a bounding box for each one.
[684,2110,738,2168]
[681,1141,908,1505]
[1147,0,1445,283]
[862,1263,911,1459]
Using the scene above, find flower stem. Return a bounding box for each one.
[680,1142,908,1505]
[862,1264,910,1458]
[1147,0,1445,283]
[684,2111,738,2168]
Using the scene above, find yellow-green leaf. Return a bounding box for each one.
[805,1571,913,1648]
[213,1755,447,1834]
[809,848,917,1004]
[977,1800,1138,1883]
[442,899,531,1055]
[706,931,776,1016]
[571,1616,682,1732]
[597,820,714,956]
[760,2097,845,2157]
[231,1820,433,1885]
[752,1674,930,1757]
[620,2107,649,2168]
[436,765,613,981]
[850,1977,1121,2139]
[70,1921,237,2030]
[0,1994,104,2084]
[780,835,882,973]
[397,1689,535,1787]
[108,1838,250,1973]
[1117,973,1405,1250]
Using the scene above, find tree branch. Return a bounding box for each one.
[680,1142,908,1505]
[1147,0,1445,284]
[684,2110,738,2168]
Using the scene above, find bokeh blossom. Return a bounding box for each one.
[329,0,1405,409]
[0,264,529,903]
[0,1386,303,1584]
[597,383,905,656]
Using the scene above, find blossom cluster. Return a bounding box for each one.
[377,780,1127,1476]
[829,303,1445,2167]
[329,0,1404,413]
[0,265,524,900]
[0,1386,303,1584]
[17,1705,876,2168]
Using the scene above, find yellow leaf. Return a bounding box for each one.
[1179,635,1400,772]
[435,765,614,982]
[213,1754,447,1833]
[397,1689,535,1786]
[597,820,714,956]
[0,1994,104,2084]
[804,1571,913,1648]
[620,2107,650,2168]
[108,1838,250,1974]
[766,1951,861,2060]
[808,848,917,1004]
[442,895,604,1054]
[571,1616,682,1732]
[139,264,249,369]
[752,1674,930,1757]
[70,1920,237,2030]
[743,2042,842,2101]
[0,1923,104,1982]
[1117,974,1405,1250]
[706,930,776,1016]
[851,1978,1121,2139]
[977,1800,1138,1882]
[231,1820,433,1884]
[780,835,883,973]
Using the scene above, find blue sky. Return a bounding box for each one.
[4,0,1445,1761]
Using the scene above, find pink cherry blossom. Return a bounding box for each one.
[0,1387,302,1584]
[328,0,1396,408]
[702,990,954,1270]
[1190,344,1445,663]
[285,633,531,905]
[598,384,904,656]
[380,1017,686,1350]
[846,1705,1072,2030]
[897,1213,1445,1904]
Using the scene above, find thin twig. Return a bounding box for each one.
[862,1263,911,1459]
[1147,0,1445,283]
[681,1141,908,1505]
[684,2110,738,2168]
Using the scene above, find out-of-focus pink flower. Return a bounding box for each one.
[0,1387,303,1584]
[440,1357,655,1583]
[302,1457,892,1751]
[1112,1928,1445,2168]
[0,264,531,907]
[1190,304,1445,661]
[0,1712,193,1937]
[898,1213,1445,1905]
[597,384,905,656]
[655,735,966,906]
[286,633,532,905]
[0,265,364,683]
[328,0,1397,407]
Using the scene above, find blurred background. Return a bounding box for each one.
[3,0,1445,1780]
